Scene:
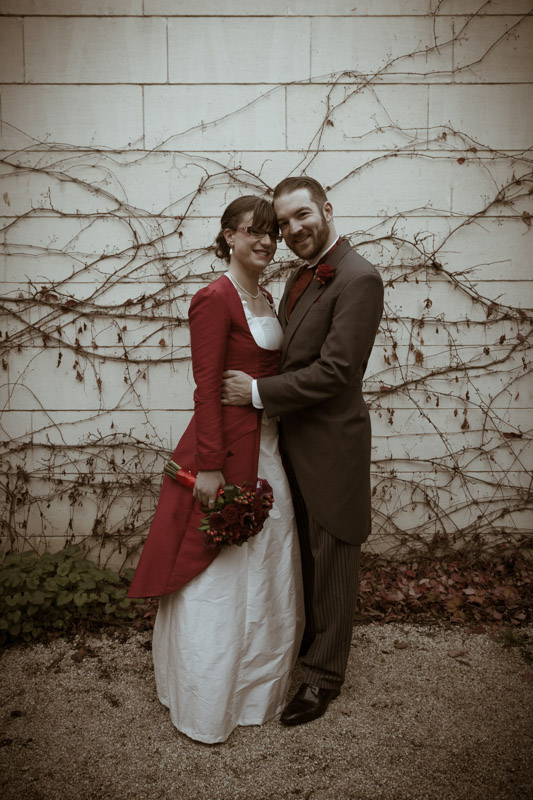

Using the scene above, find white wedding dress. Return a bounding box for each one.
[152,282,304,744]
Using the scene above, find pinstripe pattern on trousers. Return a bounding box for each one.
[301,517,360,690]
[280,440,361,689]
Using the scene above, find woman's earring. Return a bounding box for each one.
[229,247,233,256]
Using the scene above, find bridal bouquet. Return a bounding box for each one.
[163,461,274,549]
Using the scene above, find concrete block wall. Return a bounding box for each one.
[0,0,531,566]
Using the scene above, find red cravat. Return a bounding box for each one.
[286,238,343,319]
[286,266,315,319]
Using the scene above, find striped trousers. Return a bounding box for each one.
[282,446,361,690]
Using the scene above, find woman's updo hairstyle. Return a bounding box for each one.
[214,195,279,263]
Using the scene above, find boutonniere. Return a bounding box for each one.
[315,263,335,286]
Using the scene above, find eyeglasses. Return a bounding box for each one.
[236,226,282,243]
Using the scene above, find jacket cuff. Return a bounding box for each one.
[251,379,264,409]
[195,449,229,471]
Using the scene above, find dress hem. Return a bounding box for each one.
[160,699,286,745]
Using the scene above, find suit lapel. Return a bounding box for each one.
[278,264,304,330]
[280,239,352,362]
[281,276,323,357]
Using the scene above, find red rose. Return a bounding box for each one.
[315,263,335,285]
[222,505,239,524]
[208,512,228,531]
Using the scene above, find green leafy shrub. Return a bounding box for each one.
[0,545,138,645]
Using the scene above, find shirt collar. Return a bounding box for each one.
[306,235,341,269]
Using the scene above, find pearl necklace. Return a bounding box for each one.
[228,272,261,299]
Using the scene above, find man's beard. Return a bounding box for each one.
[290,215,330,262]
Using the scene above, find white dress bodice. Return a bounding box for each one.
[225,273,283,351]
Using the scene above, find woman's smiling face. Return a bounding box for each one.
[227,211,277,271]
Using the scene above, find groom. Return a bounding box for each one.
[222,176,383,726]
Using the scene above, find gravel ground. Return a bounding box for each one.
[1,623,532,800]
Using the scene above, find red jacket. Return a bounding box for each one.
[128,275,280,598]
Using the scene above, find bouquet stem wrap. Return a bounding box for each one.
[163,460,274,548]
[163,460,213,492]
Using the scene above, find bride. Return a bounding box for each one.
[128,195,304,743]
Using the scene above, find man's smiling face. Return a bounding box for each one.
[274,187,334,262]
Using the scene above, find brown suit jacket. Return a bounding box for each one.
[258,239,383,545]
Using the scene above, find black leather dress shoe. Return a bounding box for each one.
[280,683,340,727]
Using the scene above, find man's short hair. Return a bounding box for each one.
[273,176,328,207]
